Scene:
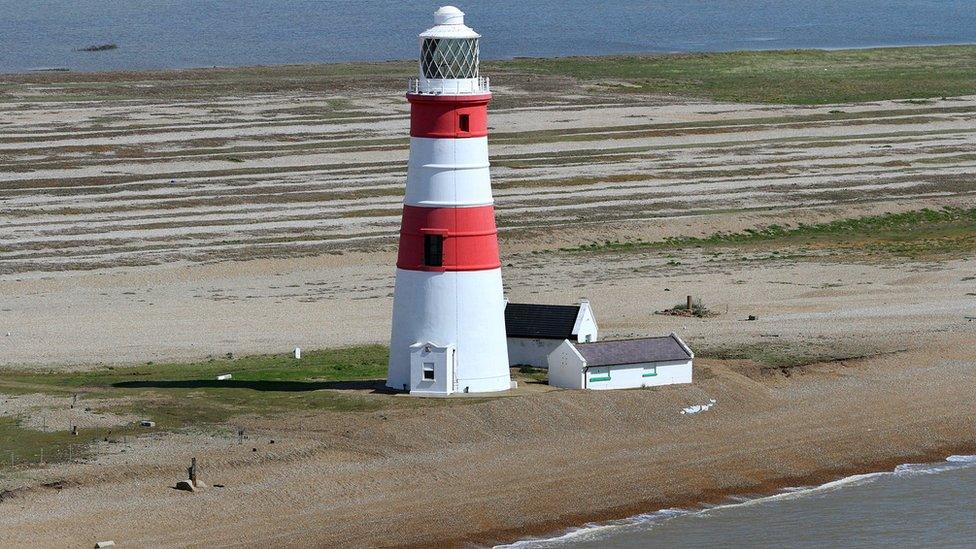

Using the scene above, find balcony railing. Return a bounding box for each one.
[407,76,490,95]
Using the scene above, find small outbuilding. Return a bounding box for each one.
[407,342,456,396]
[547,334,693,390]
[505,300,598,368]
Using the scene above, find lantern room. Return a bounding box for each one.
[410,6,489,95]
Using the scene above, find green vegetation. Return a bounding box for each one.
[699,341,827,369]
[697,340,892,377]
[4,45,976,105]
[0,419,139,469]
[516,365,548,383]
[4,345,389,389]
[493,45,976,104]
[562,208,976,260]
[658,298,714,318]
[0,345,402,469]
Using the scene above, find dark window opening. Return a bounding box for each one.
[459,114,470,133]
[423,362,435,380]
[424,234,443,267]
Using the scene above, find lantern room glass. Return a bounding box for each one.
[420,38,479,79]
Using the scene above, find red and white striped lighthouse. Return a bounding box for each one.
[387,6,510,395]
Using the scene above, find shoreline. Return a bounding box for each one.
[481,446,976,548]
[3,41,976,78]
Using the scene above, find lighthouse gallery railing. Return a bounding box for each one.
[408,76,490,95]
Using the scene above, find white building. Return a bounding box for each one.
[547,334,693,390]
[505,300,598,368]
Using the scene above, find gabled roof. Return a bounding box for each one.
[576,335,692,367]
[505,303,581,340]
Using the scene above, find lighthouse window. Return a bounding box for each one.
[458,114,470,132]
[420,38,479,79]
[424,234,443,267]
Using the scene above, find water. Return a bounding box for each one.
[2,1,976,73]
[501,455,976,548]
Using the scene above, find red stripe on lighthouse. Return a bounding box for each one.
[397,204,501,272]
[408,93,491,138]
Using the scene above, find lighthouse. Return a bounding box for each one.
[387,6,511,395]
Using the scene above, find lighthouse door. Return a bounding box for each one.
[408,342,457,396]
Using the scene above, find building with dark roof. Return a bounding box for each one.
[505,299,598,368]
[547,334,693,390]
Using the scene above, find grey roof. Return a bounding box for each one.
[576,335,691,367]
[505,303,580,340]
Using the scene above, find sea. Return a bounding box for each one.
[499,455,976,548]
[2,0,976,74]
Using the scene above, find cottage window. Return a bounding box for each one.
[423,362,435,380]
[588,367,610,382]
[642,366,658,378]
[424,234,443,267]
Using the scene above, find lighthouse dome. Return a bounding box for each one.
[420,6,480,39]
[434,6,464,25]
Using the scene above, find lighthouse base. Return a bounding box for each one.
[387,268,511,394]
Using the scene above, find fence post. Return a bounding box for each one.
[189,457,197,485]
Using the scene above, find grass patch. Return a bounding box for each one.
[657,297,715,318]
[561,207,976,260]
[493,45,976,104]
[0,345,392,425]
[6,45,976,104]
[4,345,389,388]
[699,341,827,368]
[516,365,548,383]
[0,418,143,469]
[0,345,398,469]
[698,340,904,380]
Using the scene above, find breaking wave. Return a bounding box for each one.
[496,455,976,548]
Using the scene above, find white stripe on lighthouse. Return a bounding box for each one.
[404,136,494,207]
[388,268,511,393]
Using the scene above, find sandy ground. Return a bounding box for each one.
[2,78,975,366]
[0,333,973,547]
[0,393,136,432]
[0,249,973,547]
[1,209,973,367]
[2,72,976,547]
[3,83,976,275]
